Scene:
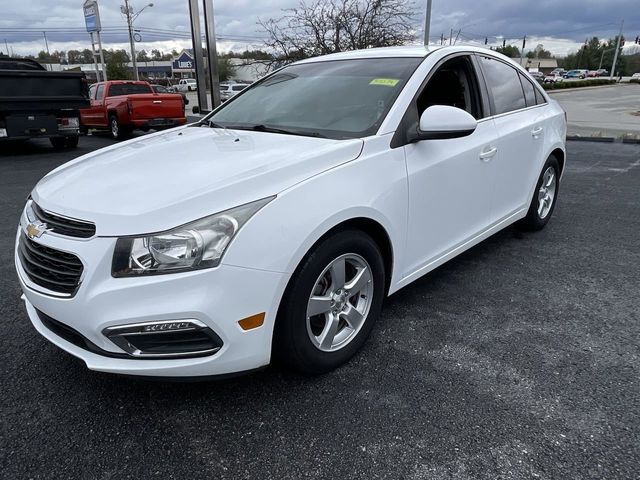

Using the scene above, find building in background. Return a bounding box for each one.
[42,49,272,85]
[513,58,559,74]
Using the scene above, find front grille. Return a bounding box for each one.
[18,233,83,295]
[32,202,96,238]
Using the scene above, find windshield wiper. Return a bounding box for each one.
[245,124,326,138]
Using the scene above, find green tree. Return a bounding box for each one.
[217,57,235,81]
[106,50,131,79]
[151,49,163,61]
[82,49,94,63]
[560,36,628,73]
[495,45,520,57]
[136,49,150,62]
[527,44,552,59]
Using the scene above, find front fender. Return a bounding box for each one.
[222,134,408,293]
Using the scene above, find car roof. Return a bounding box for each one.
[292,44,527,66]
[295,45,439,64]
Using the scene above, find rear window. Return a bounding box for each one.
[108,83,153,96]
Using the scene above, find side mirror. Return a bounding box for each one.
[416,105,477,141]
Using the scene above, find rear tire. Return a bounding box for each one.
[65,135,79,148]
[109,114,130,140]
[518,155,560,231]
[49,137,67,149]
[273,229,385,375]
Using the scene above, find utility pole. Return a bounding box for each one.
[423,0,432,46]
[4,39,9,56]
[203,0,221,108]
[449,28,453,45]
[123,0,138,80]
[188,0,209,111]
[89,32,101,81]
[520,35,526,68]
[42,31,51,70]
[97,31,107,81]
[609,19,624,80]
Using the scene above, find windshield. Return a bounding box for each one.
[205,57,423,139]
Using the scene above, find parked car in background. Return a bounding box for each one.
[220,83,251,102]
[631,73,640,79]
[16,46,566,378]
[587,70,599,77]
[0,57,88,149]
[564,69,588,79]
[544,73,564,83]
[528,71,544,82]
[175,78,197,92]
[550,68,567,77]
[151,84,189,105]
[596,69,609,77]
[80,80,187,139]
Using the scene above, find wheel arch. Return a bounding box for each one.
[301,217,394,296]
[550,147,565,175]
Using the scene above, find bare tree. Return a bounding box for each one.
[259,0,416,63]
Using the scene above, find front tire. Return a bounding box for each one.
[273,229,385,374]
[519,155,560,231]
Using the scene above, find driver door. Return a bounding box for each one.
[402,54,500,277]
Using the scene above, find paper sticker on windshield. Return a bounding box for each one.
[370,78,400,87]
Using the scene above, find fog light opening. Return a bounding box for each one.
[103,319,223,358]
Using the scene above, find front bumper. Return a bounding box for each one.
[15,227,289,377]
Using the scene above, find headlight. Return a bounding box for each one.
[111,197,274,277]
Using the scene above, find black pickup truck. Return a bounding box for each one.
[0,58,89,149]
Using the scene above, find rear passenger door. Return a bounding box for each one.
[477,55,548,221]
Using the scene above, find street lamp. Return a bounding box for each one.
[121,0,153,80]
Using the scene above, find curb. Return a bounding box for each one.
[546,84,621,94]
[566,135,615,143]
[622,138,640,144]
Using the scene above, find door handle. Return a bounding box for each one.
[531,126,544,138]
[479,146,498,162]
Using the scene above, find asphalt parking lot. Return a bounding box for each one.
[550,84,640,137]
[1,137,639,479]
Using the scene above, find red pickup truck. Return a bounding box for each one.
[80,80,187,139]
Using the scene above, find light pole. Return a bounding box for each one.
[423,0,432,46]
[121,0,153,80]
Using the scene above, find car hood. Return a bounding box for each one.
[32,126,364,236]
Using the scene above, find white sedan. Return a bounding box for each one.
[15,46,566,378]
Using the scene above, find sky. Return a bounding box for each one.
[0,0,639,59]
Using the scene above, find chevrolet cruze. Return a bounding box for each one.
[15,46,566,377]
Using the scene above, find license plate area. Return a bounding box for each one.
[6,114,58,137]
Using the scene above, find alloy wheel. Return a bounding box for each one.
[111,118,119,138]
[306,253,373,352]
[537,166,557,219]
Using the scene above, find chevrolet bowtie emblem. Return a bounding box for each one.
[26,222,47,239]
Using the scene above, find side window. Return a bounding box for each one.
[519,73,536,107]
[416,55,483,120]
[88,85,96,99]
[534,86,546,105]
[479,56,526,115]
[96,84,105,100]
